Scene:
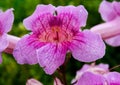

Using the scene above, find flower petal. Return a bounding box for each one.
[113,1,120,15]
[105,35,120,47]
[69,30,105,62]
[0,8,14,33]
[13,34,46,64]
[71,64,90,84]
[56,5,88,31]
[96,63,109,71]
[99,0,117,21]
[54,77,63,85]
[37,43,67,75]
[0,33,9,52]
[104,72,120,85]
[26,78,43,85]
[23,4,55,32]
[76,72,105,85]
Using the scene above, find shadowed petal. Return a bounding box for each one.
[13,34,46,64]
[37,43,67,75]
[56,5,88,31]
[99,0,117,21]
[0,33,9,52]
[104,72,120,85]
[69,30,105,62]
[23,4,55,32]
[105,35,120,47]
[76,72,106,85]
[0,8,14,33]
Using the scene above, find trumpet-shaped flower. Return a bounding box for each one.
[99,0,120,46]
[13,4,105,74]
[72,63,120,85]
[0,9,14,63]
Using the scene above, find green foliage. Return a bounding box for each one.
[0,0,120,85]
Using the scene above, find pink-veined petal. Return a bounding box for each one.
[76,72,106,85]
[37,43,67,75]
[99,0,117,21]
[0,33,9,52]
[56,5,88,31]
[104,72,120,85]
[13,34,46,64]
[23,4,55,32]
[105,35,120,47]
[0,8,14,33]
[69,30,105,62]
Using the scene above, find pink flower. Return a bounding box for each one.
[13,4,105,74]
[99,0,120,47]
[0,8,14,63]
[72,63,120,85]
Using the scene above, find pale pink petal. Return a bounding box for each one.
[0,33,9,52]
[56,5,88,31]
[105,35,120,47]
[104,72,120,85]
[69,30,105,62]
[71,64,90,84]
[23,4,55,32]
[0,8,14,33]
[26,78,43,85]
[99,0,117,21]
[13,34,46,64]
[54,77,63,85]
[113,1,120,15]
[96,63,109,71]
[37,43,67,75]
[76,72,106,85]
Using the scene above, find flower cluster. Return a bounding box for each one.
[72,63,120,85]
[1,0,120,85]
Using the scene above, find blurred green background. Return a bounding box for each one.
[0,0,120,85]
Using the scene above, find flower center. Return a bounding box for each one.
[39,26,73,43]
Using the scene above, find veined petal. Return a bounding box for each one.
[69,30,105,62]
[23,4,55,32]
[104,72,120,85]
[37,43,67,75]
[99,0,117,21]
[76,72,106,85]
[56,5,88,31]
[0,33,9,52]
[0,8,14,33]
[13,34,46,64]
[105,35,120,47]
